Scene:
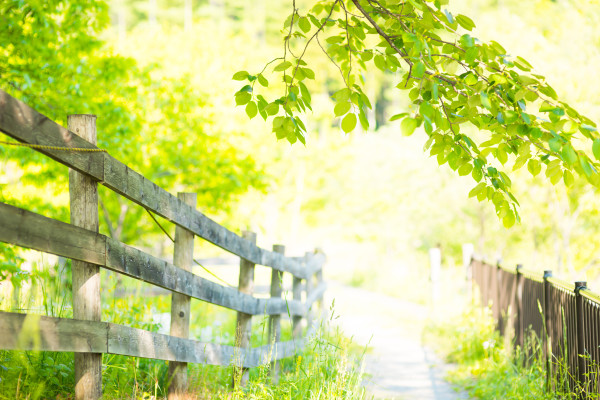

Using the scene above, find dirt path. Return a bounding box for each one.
[324,282,468,400]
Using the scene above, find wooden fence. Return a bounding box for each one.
[0,90,326,399]
[472,259,600,397]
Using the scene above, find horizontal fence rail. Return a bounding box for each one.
[0,89,327,399]
[0,312,309,369]
[0,91,322,280]
[472,259,600,397]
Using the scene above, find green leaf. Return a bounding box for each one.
[502,211,515,228]
[469,182,486,197]
[464,73,477,85]
[341,113,357,133]
[232,71,249,81]
[257,74,268,87]
[298,81,311,103]
[579,157,593,177]
[496,147,507,165]
[265,102,279,116]
[472,166,483,182]
[390,112,408,121]
[480,92,492,110]
[455,14,476,30]
[401,118,418,136]
[299,17,311,33]
[527,159,541,176]
[374,55,386,71]
[539,101,554,112]
[301,68,315,79]
[274,61,292,72]
[561,145,577,165]
[326,35,343,44]
[549,137,562,153]
[413,61,426,78]
[513,156,527,171]
[458,163,473,176]
[514,56,533,71]
[334,101,352,116]
[459,34,474,48]
[235,92,252,105]
[245,101,258,119]
[593,139,600,161]
[465,47,478,64]
[563,170,575,186]
[358,109,369,130]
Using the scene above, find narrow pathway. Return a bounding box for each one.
[325,282,468,400]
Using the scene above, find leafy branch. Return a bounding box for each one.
[233,0,599,228]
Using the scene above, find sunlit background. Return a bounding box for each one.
[0,0,599,397]
[2,0,600,300]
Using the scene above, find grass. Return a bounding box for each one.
[423,302,600,399]
[0,258,369,399]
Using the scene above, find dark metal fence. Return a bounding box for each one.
[472,260,600,397]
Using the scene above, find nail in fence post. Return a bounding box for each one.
[543,270,553,391]
[167,192,196,399]
[68,114,102,400]
[304,251,314,331]
[515,264,523,351]
[234,231,257,387]
[269,244,285,383]
[575,280,587,397]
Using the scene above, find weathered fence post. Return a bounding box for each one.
[292,265,303,341]
[495,261,502,332]
[575,280,587,396]
[167,192,196,399]
[316,266,324,314]
[515,264,523,350]
[68,114,102,400]
[543,270,553,390]
[304,251,314,330]
[234,231,257,387]
[269,244,284,383]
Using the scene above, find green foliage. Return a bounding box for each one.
[0,0,267,247]
[234,0,599,227]
[0,261,367,399]
[425,306,553,399]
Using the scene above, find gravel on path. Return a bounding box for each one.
[324,282,468,400]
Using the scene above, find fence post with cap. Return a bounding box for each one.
[575,280,587,396]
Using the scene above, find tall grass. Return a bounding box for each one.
[424,303,600,399]
[424,305,554,399]
[0,260,368,399]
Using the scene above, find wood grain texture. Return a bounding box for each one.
[0,89,319,280]
[269,245,285,383]
[292,275,303,340]
[168,193,196,398]
[68,114,102,400]
[0,312,107,353]
[0,313,308,368]
[0,91,104,180]
[0,203,306,316]
[0,202,106,265]
[234,231,257,387]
